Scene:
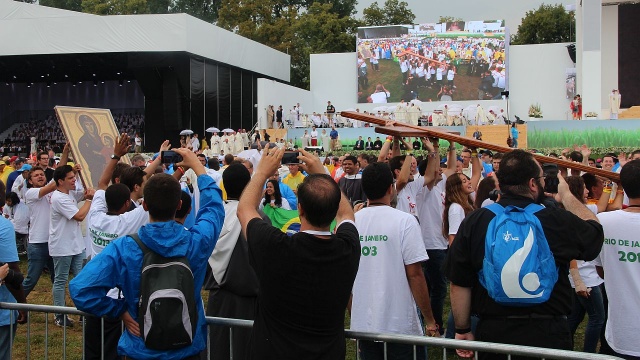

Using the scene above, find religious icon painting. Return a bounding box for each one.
[54,106,130,189]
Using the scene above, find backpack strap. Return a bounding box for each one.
[523,203,545,214]
[129,233,150,255]
[485,202,504,216]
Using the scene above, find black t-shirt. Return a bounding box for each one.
[246,218,360,360]
[444,195,603,317]
[326,105,335,114]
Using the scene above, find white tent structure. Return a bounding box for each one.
[0,0,290,146]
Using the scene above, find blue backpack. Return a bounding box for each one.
[479,203,558,306]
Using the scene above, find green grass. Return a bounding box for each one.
[12,255,592,359]
[529,126,640,149]
[358,59,484,103]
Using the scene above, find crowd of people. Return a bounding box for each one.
[2,113,144,155]
[358,35,506,102]
[0,123,638,360]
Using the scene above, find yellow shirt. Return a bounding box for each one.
[283,172,306,193]
[0,166,15,185]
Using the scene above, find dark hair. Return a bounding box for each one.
[7,192,20,206]
[37,151,48,161]
[105,184,131,212]
[208,157,220,171]
[297,174,341,228]
[496,150,540,196]
[630,150,640,159]
[568,151,583,163]
[474,176,497,209]
[343,155,357,165]
[493,152,504,160]
[362,162,394,200]
[543,164,559,194]
[197,154,206,160]
[443,174,475,238]
[581,173,600,199]
[143,173,181,221]
[621,159,640,199]
[223,164,251,199]
[224,154,234,165]
[175,191,192,220]
[112,163,131,184]
[417,159,428,176]
[565,176,586,204]
[131,154,145,164]
[53,165,74,186]
[263,179,283,207]
[120,166,146,192]
[388,155,405,179]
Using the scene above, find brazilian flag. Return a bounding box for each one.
[262,206,301,235]
[262,206,337,235]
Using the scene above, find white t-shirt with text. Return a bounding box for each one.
[593,210,640,357]
[416,174,448,250]
[351,205,428,336]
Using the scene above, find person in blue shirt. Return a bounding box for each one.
[0,182,27,360]
[510,123,519,149]
[70,148,225,360]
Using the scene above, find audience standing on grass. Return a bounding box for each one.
[3,119,639,360]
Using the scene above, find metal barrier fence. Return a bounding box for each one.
[0,302,623,360]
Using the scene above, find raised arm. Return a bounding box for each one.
[443,141,458,178]
[395,154,412,193]
[238,146,285,238]
[142,140,171,180]
[469,148,482,191]
[97,133,130,190]
[377,137,392,163]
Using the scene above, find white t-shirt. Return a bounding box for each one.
[9,203,29,235]
[396,175,423,216]
[49,190,85,257]
[258,198,291,211]
[25,187,53,244]
[416,175,448,250]
[370,91,390,104]
[87,190,149,257]
[447,203,466,235]
[352,205,428,335]
[592,210,640,357]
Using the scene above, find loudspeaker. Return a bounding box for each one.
[566,43,576,63]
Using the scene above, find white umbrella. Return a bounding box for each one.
[222,128,234,133]
[205,127,220,133]
[180,129,193,136]
[372,106,387,113]
[410,99,422,106]
[236,149,261,168]
[386,106,397,113]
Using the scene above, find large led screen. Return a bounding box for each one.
[356,21,507,103]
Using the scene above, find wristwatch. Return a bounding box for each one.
[111,154,121,160]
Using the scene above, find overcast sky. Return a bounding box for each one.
[354,0,574,32]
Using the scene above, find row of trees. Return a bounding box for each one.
[16,0,574,89]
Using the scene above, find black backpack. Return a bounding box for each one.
[130,234,197,350]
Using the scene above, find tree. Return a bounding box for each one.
[170,0,220,23]
[39,0,83,12]
[362,0,415,26]
[511,4,575,45]
[438,16,463,23]
[290,2,359,88]
[81,0,147,15]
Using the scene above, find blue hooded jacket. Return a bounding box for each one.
[70,175,224,359]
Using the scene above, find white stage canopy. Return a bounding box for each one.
[0,0,290,82]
